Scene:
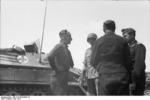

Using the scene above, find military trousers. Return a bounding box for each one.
[87,78,97,95]
[132,74,145,95]
[98,73,129,95]
[50,70,69,95]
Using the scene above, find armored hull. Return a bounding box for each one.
[0,49,53,95]
[0,48,86,95]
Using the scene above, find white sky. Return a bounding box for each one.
[1,0,150,71]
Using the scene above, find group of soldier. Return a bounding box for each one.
[46,20,146,96]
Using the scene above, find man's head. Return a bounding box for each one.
[121,28,136,43]
[87,33,97,46]
[103,20,116,33]
[59,29,72,45]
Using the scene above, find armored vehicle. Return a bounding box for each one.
[0,44,85,95]
[0,44,52,95]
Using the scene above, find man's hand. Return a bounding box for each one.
[79,76,84,86]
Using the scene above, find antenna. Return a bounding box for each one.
[39,0,48,63]
[0,0,1,47]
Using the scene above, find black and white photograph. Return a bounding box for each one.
[0,0,150,97]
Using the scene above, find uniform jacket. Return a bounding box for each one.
[129,40,146,82]
[91,33,132,75]
[47,42,74,72]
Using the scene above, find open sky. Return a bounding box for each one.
[1,0,150,71]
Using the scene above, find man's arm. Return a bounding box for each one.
[47,44,61,71]
[90,40,100,68]
[133,44,146,78]
[68,50,74,68]
[124,42,132,83]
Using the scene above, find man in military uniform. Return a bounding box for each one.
[81,33,99,95]
[47,29,74,95]
[122,28,146,95]
[90,20,132,95]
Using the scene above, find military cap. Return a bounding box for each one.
[121,28,136,36]
[87,33,97,39]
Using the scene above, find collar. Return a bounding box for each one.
[60,41,68,48]
[129,40,137,48]
[105,31,115,36]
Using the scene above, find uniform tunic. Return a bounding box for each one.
[91,33,132,95]
[47,42,74,95]
[129,40,146,95]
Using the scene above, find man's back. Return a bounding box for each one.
[91,20,131,95]
[91,33,130,74]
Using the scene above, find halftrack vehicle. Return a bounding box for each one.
[0,44,85,95]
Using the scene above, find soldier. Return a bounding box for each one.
[47,29,74,95]
[122,28,146,95]
[90,20,132,95]
[80,33,99,95]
